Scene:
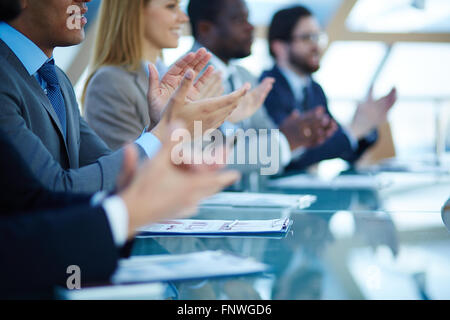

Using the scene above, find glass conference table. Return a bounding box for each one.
[127,169,450,300]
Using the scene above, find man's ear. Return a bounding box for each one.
[20,0,28,9]
[271,40,289,62]
[197,20,216,38]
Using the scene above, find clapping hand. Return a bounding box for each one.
[350,87,397,139]
[280,106,338,150]
[118,123,241,239]
[227,77,275,123]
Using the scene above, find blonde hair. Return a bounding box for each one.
[82,0,151,106]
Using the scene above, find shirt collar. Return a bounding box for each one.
[278,65,311,103]
[0,22,50,76]
[205,47,238,80]
[209,53,233,78]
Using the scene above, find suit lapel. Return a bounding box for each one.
[272,65,298,112]
[58,74,77,167]
[0,41,71,159]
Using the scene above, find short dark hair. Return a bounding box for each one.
[0,0,22,22]
[268,5,313,58]
[187,0,224,39]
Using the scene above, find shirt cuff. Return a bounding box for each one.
[279,132,293,167]
[101,196,129,247]
[135,130,162,159]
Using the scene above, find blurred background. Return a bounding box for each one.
[55,0,450,173]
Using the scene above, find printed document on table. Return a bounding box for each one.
[200,192,316,209]
[138,218,292,236]
[111,251,269,284]
[267,174,392,190]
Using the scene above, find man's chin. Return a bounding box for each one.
[234,49,252,59]
[58,33,85,47]
[309,64,320,73]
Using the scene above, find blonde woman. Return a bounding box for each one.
[83,0,224,150]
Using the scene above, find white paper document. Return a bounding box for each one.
[200,192,316,209]
[268,174,392,190]
[111,251,269,285]
[138,218,292,236]
[58,283,167,300]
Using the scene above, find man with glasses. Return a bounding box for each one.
[262,6,398,172]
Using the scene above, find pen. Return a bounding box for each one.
[226,220,239,230]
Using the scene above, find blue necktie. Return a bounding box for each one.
[38,60,67,139]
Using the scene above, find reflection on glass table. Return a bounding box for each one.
[131,208,450,300]
[264,171,450,213]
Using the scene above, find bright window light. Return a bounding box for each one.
[347,0,450,33]
[315,41,388,100]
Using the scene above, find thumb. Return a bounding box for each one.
[169,69,194,108]
[259,78,275,99]
[290,109,301,119]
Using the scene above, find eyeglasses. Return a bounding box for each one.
[291,32,329,47]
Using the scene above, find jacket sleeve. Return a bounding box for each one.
[0,72,147,194]
[84,67,150,151]
[0,129,92,215]
[0,205,119,296]
[288,84,378,171]
[259,72,294,126]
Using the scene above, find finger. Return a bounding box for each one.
[326,121,338,137]
[320,114,331,127]
[194,170,241,196]
[203,75,225,99]
[314,105,326,117]
[255,79,275,104]
[194,65,215,92]
[175,206,199,219]
[204,83,251,112]
[386,87,398,108]
[210,79,225,97]
[192,48,212,74]
[290,109,302,119]
[166,52,196,77]
[199,71,222,98]
[258,77,275,90]
[167,69,195,116]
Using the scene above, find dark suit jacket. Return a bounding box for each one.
[0,131,119,299]
[260,65,378,172]
[0,40,146,193]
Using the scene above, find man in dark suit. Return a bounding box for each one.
[0,0,240,295]
[261,6,398,172]
[0,122,239,298]
[0,0,246,193]
[0,121,116,298]
[187,0,338,180]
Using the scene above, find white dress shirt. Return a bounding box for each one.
[0,22,163,246]
[208,53,293,167]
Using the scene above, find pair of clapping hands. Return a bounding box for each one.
[147,48,275,140]
[114,48,276,240]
